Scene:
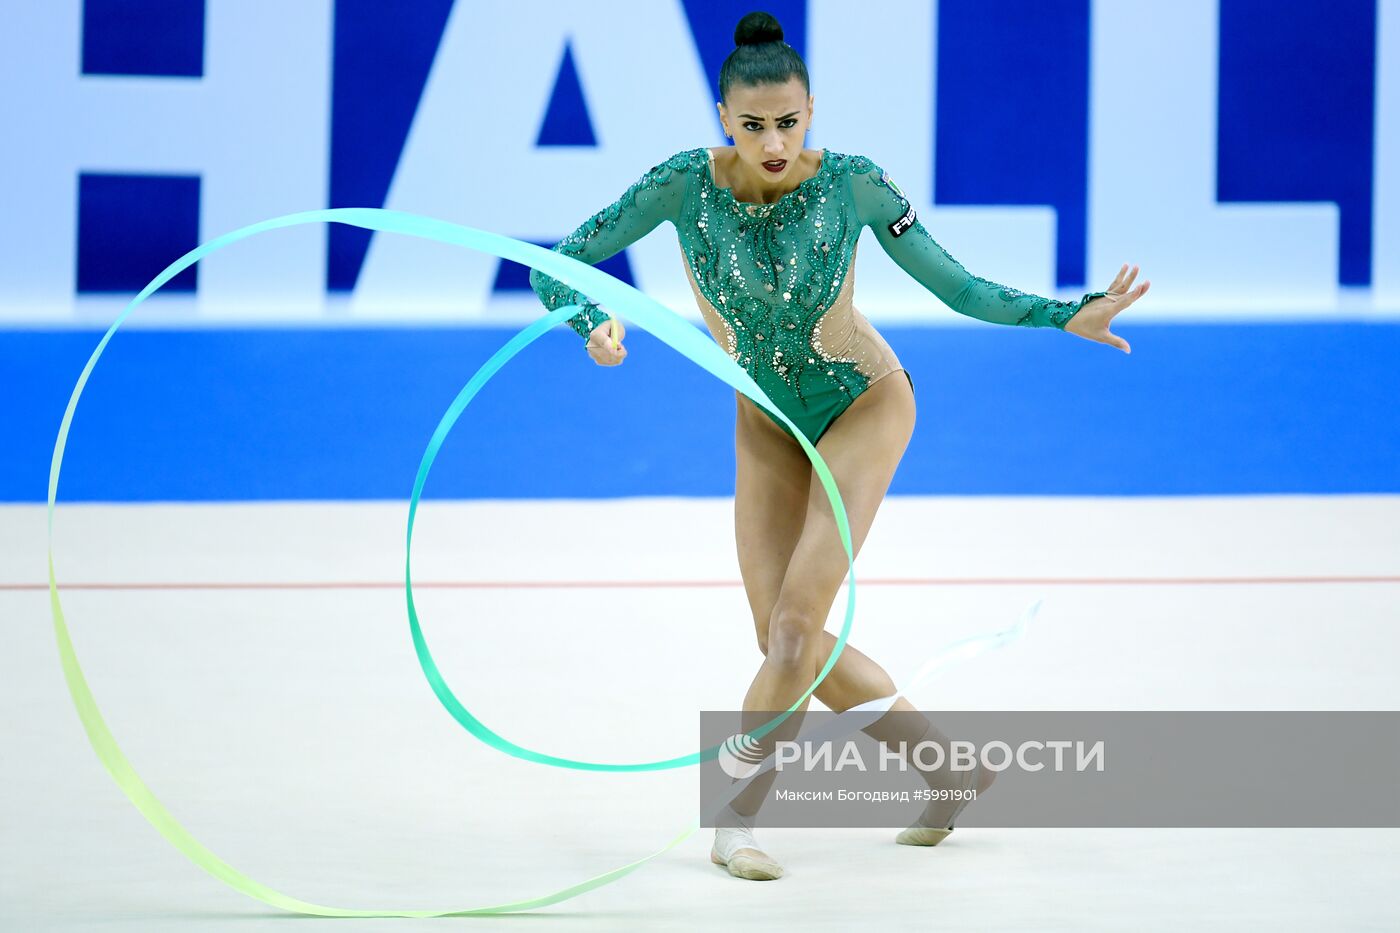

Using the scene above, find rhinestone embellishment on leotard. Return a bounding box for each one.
[671,147,871,405]
[530,145,1104,425]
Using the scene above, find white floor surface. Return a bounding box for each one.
[2,496,1397,931]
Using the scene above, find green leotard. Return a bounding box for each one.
[530,147,1106,444]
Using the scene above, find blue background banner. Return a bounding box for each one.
[6,323,1395,501]
[4,1,1397,499]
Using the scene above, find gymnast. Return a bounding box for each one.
[531,10,1148,881]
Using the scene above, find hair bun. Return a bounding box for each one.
[734,11,783,47]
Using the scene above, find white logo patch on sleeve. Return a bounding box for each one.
[881,171,917,236]
[889,204,917,237]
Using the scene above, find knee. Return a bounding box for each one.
[763,607,821,670]
[753,611,771,656]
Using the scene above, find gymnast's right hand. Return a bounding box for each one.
[585,318,627,366]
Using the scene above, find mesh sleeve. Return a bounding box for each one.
[849,157,1105,329]
[530,153,692,341]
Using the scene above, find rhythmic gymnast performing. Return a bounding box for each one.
[531,11,1149,881]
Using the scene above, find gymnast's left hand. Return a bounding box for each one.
[1064,263,1149,354]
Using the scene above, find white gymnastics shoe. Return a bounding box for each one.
[895,823,955,847]
[711,824,784,880]
[896,761,989,847]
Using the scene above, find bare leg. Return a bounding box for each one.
[725,392,815,835]
[724,372,984,871]
[809,630,997,823]
[730,372,916,821]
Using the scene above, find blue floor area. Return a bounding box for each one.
[4,321,1397,501]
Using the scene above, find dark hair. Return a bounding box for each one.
[718,11,810,103]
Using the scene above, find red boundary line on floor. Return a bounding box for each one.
[2,576,1396,591]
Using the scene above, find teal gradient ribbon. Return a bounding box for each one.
[46,207,1036,916]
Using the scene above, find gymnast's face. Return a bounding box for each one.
[716,76,815,186]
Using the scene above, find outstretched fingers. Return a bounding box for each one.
[1107,263,1129,293]
[1112,279,1151,313]
[1107,263,1143,296]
